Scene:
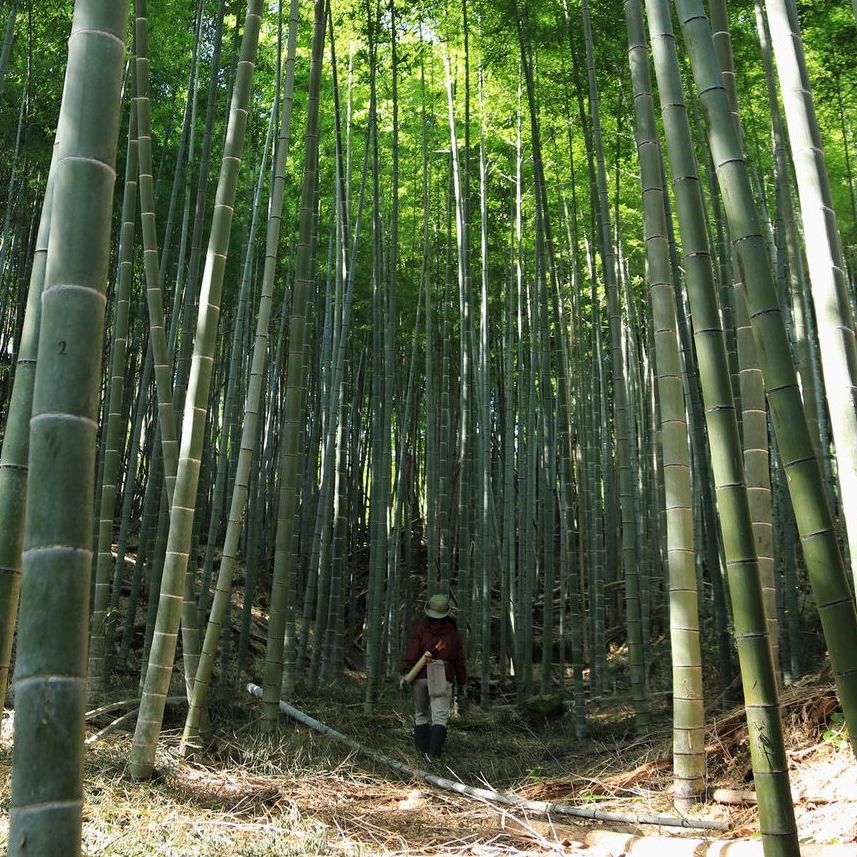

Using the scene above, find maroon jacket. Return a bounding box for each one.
[402,617,467,686]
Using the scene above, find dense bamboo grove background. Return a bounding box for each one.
[1,0,857,853]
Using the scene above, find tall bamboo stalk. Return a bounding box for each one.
[180,0,297,749]
[647,0,799,850]
[88,90,139,696]
[0,143,56,714]
[9,2,127,851]
[130,0,264,779]
[674,0,857,753]
[624,0,703,808]
[262,0,327,723]
[582,0,648,731]
[764,0,857,584]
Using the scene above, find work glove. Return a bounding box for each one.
[399,677,409,692]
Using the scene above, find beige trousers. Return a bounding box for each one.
[412,678,452,726]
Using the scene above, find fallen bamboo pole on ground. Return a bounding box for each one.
[246,683,728,832]
[582,830,855,857]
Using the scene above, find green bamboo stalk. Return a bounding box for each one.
[135,0,179,506]
[197,102,275,630]
[582,0,648,731]
[0,0,17,102]
[129,0,264,780]
[709,0,779,682]
[764,0,857,583]
[88,88,139,697]
[648,0,798,850]
[476,66,492,703]
[751,0,822,470]
[0,144,56,714]
[365,9,392,709]
[8,2,127,851]
[653,0,787,814]
[181,0,299,737]
[117,399,156,666]
[261,0,327,724]
[674,0,857,752]
[624,0,703,807]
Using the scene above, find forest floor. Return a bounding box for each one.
[1,660,855,856]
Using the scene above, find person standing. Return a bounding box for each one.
[400,594,467,760]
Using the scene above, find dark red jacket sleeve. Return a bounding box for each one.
[401,620,427,674]
[450,628,467,686]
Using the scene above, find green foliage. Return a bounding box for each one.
[822,711,847,749]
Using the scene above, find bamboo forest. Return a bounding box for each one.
[2,0,857,854]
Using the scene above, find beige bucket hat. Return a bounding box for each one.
[424,593,450,618]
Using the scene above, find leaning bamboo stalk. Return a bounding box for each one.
[764,0,857,585]
[180,0,300,755]
[584,831,852,857]
[130,0,264,781]
[674,0,857,754]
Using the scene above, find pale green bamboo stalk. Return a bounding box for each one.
[649,0,798,850]
[129,0,263,780]
[320,370,349,683]
[197,101,275,629]
[309,119,371,686]
[624,0,703,806]
[764,0,857,584]
[674,0,857,751]
[237,413,264,677]
[135,0,179,506]
[582,0,648,731]
[9,2,127,851]
[476,66,492,702]
[88,89,139,697]
[383,0,404,681]
[0,144,56,714]
[751,0,823,468]
[365,12,391,709]
[261,0,327,725]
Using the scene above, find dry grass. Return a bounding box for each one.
[522,670,856,847]
[1,669,854,854]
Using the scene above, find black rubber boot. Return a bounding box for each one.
[427,724,447,759]
[413,724,430,753]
